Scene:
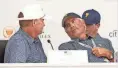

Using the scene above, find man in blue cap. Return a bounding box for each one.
[82,9,114,62]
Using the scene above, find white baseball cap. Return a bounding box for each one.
[18,4,45,20]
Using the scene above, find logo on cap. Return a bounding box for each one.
[82,9,101,24]
[85,13,89,18]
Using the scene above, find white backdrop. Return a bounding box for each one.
[0,0,118,55]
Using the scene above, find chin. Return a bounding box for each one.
[39,32,42,35]
[37,32,42,35]
[39,30,44,34]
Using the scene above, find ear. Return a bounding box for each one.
[96,23,100,29]
[32,20,37,27]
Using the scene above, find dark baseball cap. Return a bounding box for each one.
[62,12,81,27]
[82,9,101,25]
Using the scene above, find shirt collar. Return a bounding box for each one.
[71,38,85,42]
[87,33,101,40]
[94,33,101,40]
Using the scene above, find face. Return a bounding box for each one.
[33,18,45,35]
[86,24,99,37]
[64,17,86,38]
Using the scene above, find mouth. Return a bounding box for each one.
[72,27,79,31]
[71,29,76,32]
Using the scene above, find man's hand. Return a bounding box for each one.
[92,47,113,60]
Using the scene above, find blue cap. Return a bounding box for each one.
[62,12,81,27]
[82,9,101,24]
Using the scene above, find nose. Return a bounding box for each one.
[42,21,45,27]
[43,23,45,26]
[70,23,75,28]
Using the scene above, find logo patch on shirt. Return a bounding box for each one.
[98,44,102,46]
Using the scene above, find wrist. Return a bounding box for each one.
[106,51,113,60]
